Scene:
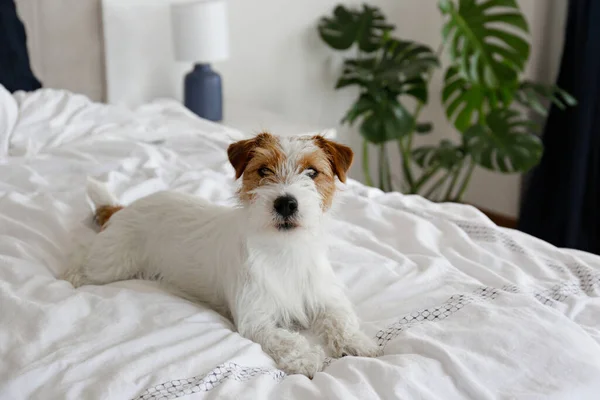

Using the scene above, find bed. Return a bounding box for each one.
[1,85,600,399]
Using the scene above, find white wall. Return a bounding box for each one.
[214,0,567,218]
[15,0,105,102]
[101,0,567,217]
[15,0,566,216]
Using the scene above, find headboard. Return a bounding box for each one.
[14,0,106,101]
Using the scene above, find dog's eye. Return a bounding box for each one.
[306,168,319,179]
[258,167,273,177]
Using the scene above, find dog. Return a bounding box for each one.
[62,132,379,377]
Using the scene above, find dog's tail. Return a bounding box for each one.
[86,177,123,229]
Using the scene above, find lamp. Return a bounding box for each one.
[171,0,229,121]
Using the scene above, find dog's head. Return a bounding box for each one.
[227,132,353,232]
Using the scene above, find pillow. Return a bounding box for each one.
[0,0,42,92]
[0,84,18,156]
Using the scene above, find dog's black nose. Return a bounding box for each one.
[274,195,298,218]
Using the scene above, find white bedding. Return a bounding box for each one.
[1,85,599,400]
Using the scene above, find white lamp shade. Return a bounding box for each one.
[171,0,230,63]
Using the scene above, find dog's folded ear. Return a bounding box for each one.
[227,132,275,179]
[228,138,255,179]
[312,136,354,183]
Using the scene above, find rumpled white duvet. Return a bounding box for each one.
[1,85,599,400]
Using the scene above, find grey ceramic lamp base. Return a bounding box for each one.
[184,63,223,122]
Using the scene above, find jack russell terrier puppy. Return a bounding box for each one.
[63,133,379,377]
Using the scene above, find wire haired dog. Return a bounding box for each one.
[62,132,379,377]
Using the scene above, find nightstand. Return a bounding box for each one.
[221,101,337,139]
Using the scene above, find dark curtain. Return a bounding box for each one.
[519,0,600,254]
[0,0,42,92]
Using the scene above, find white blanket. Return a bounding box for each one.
[1,86,599,400]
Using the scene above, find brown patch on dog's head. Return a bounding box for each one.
[228,132,285,202]
[227,133,280,178]
[307,136,354,210]
[311,135,354,183]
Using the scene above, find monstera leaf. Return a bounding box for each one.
[335,58,378,92]
[338,39,439,103]
[375,39,439,83]
[464,109,542,173]
[442,64,526,131]
[439,0,530,88]
[442,66,485,131]
[415,122,434,134]
[515,81,577,116]
[413,140,465,169]
[343,92,414,144]
[318,5,394,52]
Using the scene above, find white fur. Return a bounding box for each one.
[63,140,379,377]
[86,177,118,208]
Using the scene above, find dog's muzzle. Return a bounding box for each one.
[273,194,298,230]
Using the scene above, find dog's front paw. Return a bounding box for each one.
[277,346,325,378]
[329,331,381,359]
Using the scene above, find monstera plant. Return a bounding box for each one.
[318,0,575,201]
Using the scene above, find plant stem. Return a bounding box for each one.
[432,181,449,202]
[378,144,393,192]
[424,169,452,199]
[409,43,446,150]
[414,164,442,193]
[397,138,415,191]
[401,42,446,193]
[405,102,424,153]
[454,160,475,202]
[378,144,386,191]
[384,146,393,191]
[362,140,374,187]
[443,164,462,201]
